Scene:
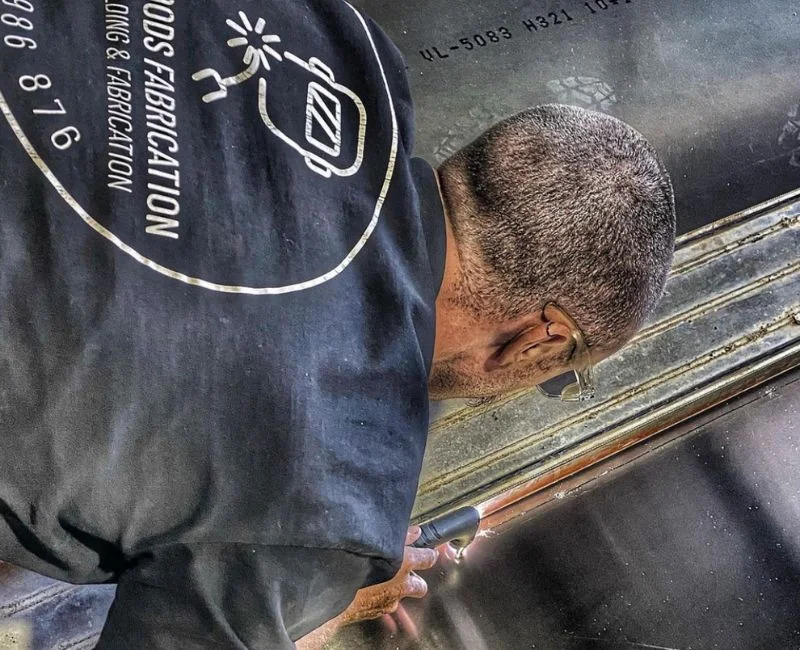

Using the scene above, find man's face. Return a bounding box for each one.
[428,310,623,403]
[428,346,583,402]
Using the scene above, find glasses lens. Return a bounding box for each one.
[560,382,583,401]
[538,371,578,398]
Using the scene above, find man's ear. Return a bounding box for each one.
[488,321,572,371]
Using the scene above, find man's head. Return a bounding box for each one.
[430,104,676,401]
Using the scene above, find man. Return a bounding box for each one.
[0,0,674,647]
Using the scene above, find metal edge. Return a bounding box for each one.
[670,212,799,278]
[479,368,800,533]
[413,337,800,524]
[427,304,797,471]
[674,187,800,248]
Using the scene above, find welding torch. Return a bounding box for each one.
[410,506,481,556]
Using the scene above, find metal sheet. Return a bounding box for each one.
[356,0,800,234]
[333,370,800,650]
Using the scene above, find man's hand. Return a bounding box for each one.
[296,528,438,650]
[338,527,439,625]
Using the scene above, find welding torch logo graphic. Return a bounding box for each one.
[192,10,367,179]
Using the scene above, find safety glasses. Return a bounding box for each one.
[535,304,596,402]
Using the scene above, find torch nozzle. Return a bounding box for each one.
[411,506,481,553]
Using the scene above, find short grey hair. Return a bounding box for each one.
[440,104,676,352]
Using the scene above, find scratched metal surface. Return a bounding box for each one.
[333,370,800,650]
[356,0,800,235]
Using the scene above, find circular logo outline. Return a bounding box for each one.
[0,2,397,295]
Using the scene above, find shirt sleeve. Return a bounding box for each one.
[94,543,374,649]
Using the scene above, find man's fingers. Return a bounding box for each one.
[405,526,422,546]
[393,604,419,640]
[402,572,428,599]
[405,546,438,571]
[381,613,398,636]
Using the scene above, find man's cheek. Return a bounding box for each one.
[427,363,459,400]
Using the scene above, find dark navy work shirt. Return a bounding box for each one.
[0,1,445,646]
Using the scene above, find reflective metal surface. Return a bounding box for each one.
[356,0,800,235]
[333,370,800,649]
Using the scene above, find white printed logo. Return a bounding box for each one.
[192,11,366,179]
[0,1,396,295]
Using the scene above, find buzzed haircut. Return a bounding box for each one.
[440,104,676,352]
